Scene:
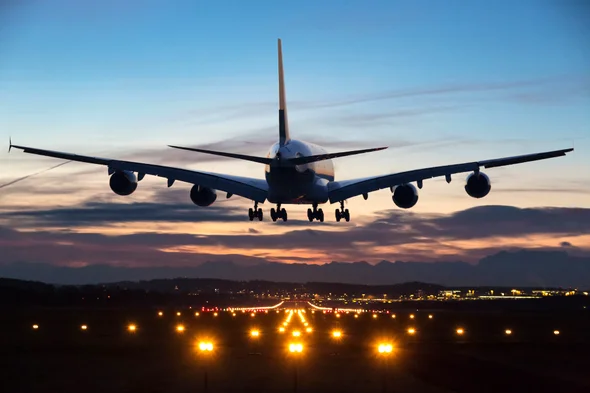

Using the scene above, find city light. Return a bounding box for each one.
[250,329,260,338]
[176,324,185,333]
[505,329,512,335]
[81,325,88,331]
[289,343,303,353]
[32,324,39,330]
[377,343,393,354]
[456,328,464,335]
[332,330,342,338]
[127,324,137,332]
[407,328,416,335]
[198,342,214,352]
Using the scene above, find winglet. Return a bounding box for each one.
[8,137,12,153]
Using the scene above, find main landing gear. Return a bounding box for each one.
[248,202,263,221]
[335,201,350,222]
[271,204,288,222]
[307,204,324,222]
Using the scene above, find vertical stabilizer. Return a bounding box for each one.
[278,39,290,146]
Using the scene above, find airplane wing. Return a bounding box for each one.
[328,148,573,203]
[9,144,268,202]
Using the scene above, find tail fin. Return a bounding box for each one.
[278,39,290,146]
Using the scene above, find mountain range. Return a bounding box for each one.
[1,250,589,287]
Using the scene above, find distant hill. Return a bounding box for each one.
[1,249,589,287]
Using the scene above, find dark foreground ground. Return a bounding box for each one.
[1,306,589,393]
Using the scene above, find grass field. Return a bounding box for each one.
[2,305,589,393]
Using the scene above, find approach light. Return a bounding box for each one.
[176,324,185,333]
[407,328,416,335]
[292,330,301,337]
[213,312,218,317]
[195,312,200,317]
[80,325,88,331]
[354,314,359,318]
[32,324,39,330]
[279,327,285,333]
[505,329,512,335]
[456,328,464,335]
[251,313,255,317]
[391,314,396,319]
[157,311,163,317]
[306,327,313,333]
[176,312,181,316]
[250,329,260,338]
[428,314,433,319]
[232,313,236,317]
[377,343,393,354]
[198,342,214,352]
[127,324,137,332]
[409,314,415,319]
[373,314,378,319]
[288,343,303,353]
[332,330,342,338]
[553,330,560,335]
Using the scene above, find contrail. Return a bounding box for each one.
[0,161,72,190]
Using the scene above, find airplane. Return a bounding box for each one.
[10,39,574,223]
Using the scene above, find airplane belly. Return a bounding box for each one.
[266,167,328,204]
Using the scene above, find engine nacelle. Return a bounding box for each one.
[109,170,138,196]
[190,185,217,207]
[465,172,491,198]
[392,183,419,209]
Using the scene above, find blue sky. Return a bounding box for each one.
[0,0,589,268]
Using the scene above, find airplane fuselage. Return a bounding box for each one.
[265,139,333,204]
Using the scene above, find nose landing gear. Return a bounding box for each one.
[307,204,324,222]
[248,202,263,221]
[270,204,288,222]
[335,201,350,222]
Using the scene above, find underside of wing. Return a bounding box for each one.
[10,144,268,203]
[328,148,573,204]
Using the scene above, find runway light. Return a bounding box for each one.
[456,328,464,335]
[373,314,378,319]
[127,324,137,332]
[292,330,301,337]
[428,314,433,319]
[409,314,415,319]
[176,324,185,333]
[251,313,255,317]
[391,314,396,319]
[311,311,315,314]
[407,328,416,335]
[354,314,359,318]
[505,329,512,335]
[157,311,163,317]
[336,313,340,318]
[198,342,214,352]
[306,327,313,333]
[250,329,260,338]
[176,312,181,316]
[553,330,560,335]
[213,312,218,317]
[332,330,342,338]
[232,313,236,317]
[279,327,285,333]
[80,325,88,331]
[32,324,39,330]
[378,343,393,354]
[289,343,303,353]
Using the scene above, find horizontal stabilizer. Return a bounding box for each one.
[168,145,273,165]
[288,146,388,165]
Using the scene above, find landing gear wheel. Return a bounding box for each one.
[271,208,277,222]
[335,209,341,222]
[281,208,288,222]
[257,208,263,221]
[344,209,350,222]
[248,208,254,221]
[307,208,314,222]
[318,208,324,222]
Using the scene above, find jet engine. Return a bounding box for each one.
[392,183,419,209]
[190,185,217,207]
[465,172,491,198]
[109,170,138,196]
